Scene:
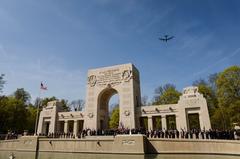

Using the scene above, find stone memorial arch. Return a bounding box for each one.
[37,63,211,136]
[84,63,141,130]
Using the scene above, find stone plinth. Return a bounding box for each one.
[112,134,147,154]
[17,136,38,152]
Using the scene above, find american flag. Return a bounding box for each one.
[40,82,47,90]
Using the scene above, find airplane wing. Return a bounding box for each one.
[159,38,166,41]
[167,36,174,40]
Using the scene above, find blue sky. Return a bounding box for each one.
[0,0,240,103]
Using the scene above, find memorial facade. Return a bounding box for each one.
[37,63,211,136]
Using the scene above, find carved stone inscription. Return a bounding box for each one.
[122,139,135,145]
[88,69,133,87]
[97,69,122,86]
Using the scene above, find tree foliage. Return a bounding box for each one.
[193,66,240,129]
[109,106,119,129]
[216,66,240,107]
[153,84,181,105]
[0,96,29,133]
[215,66,240,129]
[13,88,31,104]
[193,79,218,117]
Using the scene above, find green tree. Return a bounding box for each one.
[0,96,9,132]
[153,84,181,105]
[208,73,218,92]
[211,107,231,129]
[60,99,70,111]
[215,66,240,129]
[25,104,37,133]
[0,97,28,133]
[109,106,119,129]
[216,66,240,107]
[193,79,218,118]
[13,88,31,104]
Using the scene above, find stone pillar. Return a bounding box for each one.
[37,114,43,135]
[73,120,78,137]
[148,117,153,130]
[176,115,181,130]
[199,113,205,130]
[64,120,68,133]
[161,115,167,130]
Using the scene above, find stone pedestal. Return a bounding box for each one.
[17,136,38,152]
[112,134,146,154]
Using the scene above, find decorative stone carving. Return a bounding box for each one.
[80,113,83,117]
[88,69,134,88]
[88,75,97,87]
[185,99,198,106]
[122,70,132,82]
[88,112,94,118]
[97,69,122,87]
[183,86,198,95]
[122,140,135,145]
[124,110,130,116]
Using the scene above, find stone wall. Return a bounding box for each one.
[38,135,146,154]
[0,135,240,155]
[0,139,19,151]
[38,138,114,153]
[147,138,240,155]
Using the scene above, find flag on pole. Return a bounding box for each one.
[40,82,47,90]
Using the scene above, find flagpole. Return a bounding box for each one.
[129,113,132,135]
[34,87,41,136]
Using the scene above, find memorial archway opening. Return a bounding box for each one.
[140,117,148,129]
[153,116,162,130]
[188,113,200,130]
[166,115,176,130]
[108,94,119,129]
[98,88,119,130]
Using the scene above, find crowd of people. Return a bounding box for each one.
[38,128,240,140]
[2,131,18,140]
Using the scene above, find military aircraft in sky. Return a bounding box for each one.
[159,35,174,42]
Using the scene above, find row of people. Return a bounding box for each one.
[146,129,236,140]
[37,128,239,140]
[4,131,18,140]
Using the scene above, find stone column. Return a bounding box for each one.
[37,114,43,135]
[64,120,68,133]
[199,113,204,130]
[176,115,181,130]
[148,117,153,130]
[73,120,78,138]
[161,115,167,130]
